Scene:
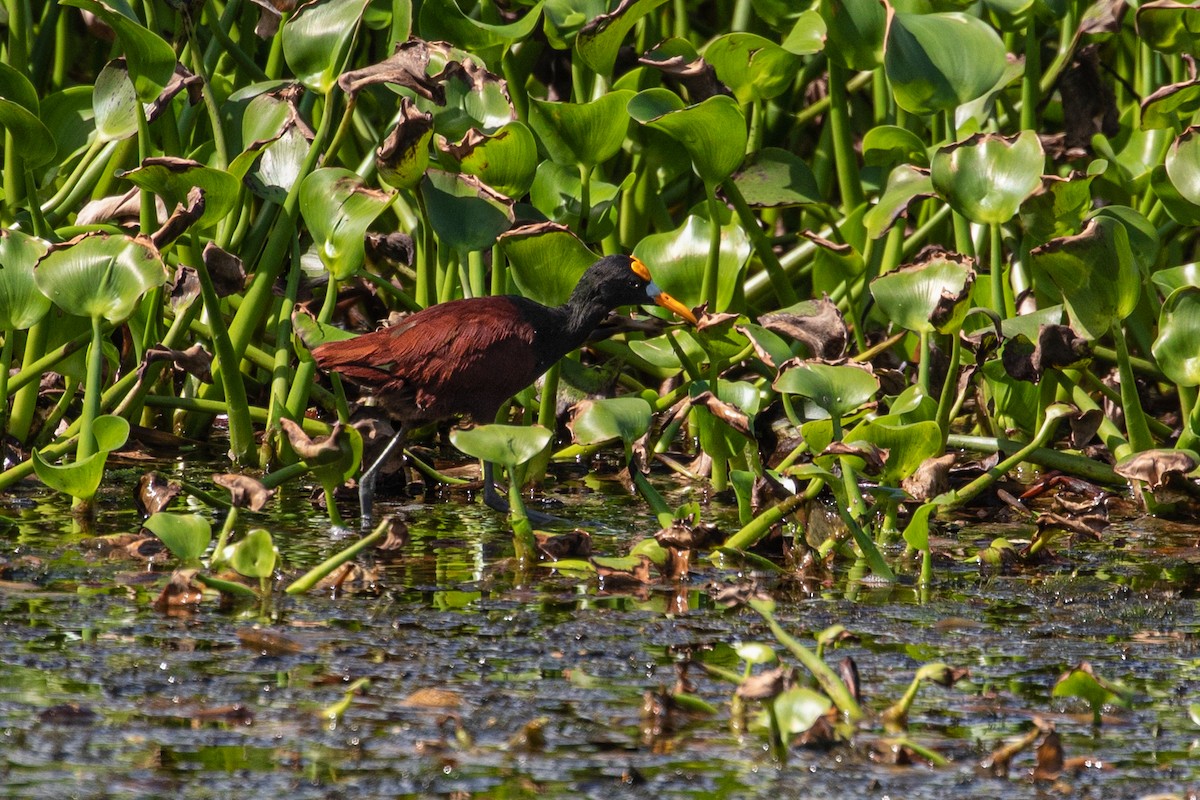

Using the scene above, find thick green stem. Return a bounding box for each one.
[703,183,723,309]
[1111,322,1154,454]
[721,177,797,306]
[77,316,105,462]
[989,223,1006,318]
[826,61,865,212]
[941,411,1066,510]
[935,330,962,442]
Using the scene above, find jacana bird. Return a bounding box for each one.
[312,254,697,526]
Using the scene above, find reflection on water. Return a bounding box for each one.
[1,467,1197,799]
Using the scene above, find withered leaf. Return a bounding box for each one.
[281,418,349,463]
[690,390,752,437]
[979,723,1043,777]
[1059,44,1119,149]
[237,627,305,656]
[594,554,653,591]
[38,703,98,726]
[139,344,213,385]
[401,687,462,708]
[137,470,182,515]
[153,569,204,611]
[202,242,247,297]
[736,666,793,701]
[213,473,276,511]
[169,264,201,308]
[823,440,887,474]
[654,518,722,550]
[638,45,730,102]
[759,295,848,360]
[1032,730,1065,781]
[1114,449,1199,489]
[902,453,956,502]
[712,582,770,607]
[365,231,415,268]
[535,529,592,560]
[338,39,447,102]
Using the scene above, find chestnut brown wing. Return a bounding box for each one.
[312,297,540,423]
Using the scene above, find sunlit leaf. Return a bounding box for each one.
[773,360,880,421]
[230,528,278,579]
[628,90,747,186]
[63,0,176,102]
[529,91,635,168]
[451,424,555,468]
[498,223,599,306]
[34,234,169,323]
[730,147,821,208]
[1152,285,1200,386]
[634,214,751,311]
[283,0,372,93]
[32,448,107,501]
[0,230,51,331]
[704,32,803,104]
[931,131,1044,225]
[884,11,1007,116]
[568,397,653,446]
[440,121,537,198]
[575,0,669,75]
[869,250,975,334]
[119,158,241,230]
[144,512,213,562]
[300,168,395,280]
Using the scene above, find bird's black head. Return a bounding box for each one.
[571,254,698,323]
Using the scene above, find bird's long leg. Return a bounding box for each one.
[359,425,408,529]
[481,460,571,526]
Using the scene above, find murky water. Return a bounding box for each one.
[2,462,1198,799]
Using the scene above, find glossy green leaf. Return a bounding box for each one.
[863,125,929,169]
[300,168,395,280]
[1151,263,1200,297]
[41,86,96,165]
[864,164,935,238]
[885,11,1007,116]
[377,99,434,190]
[1028,217,1139,339]
[530,162,630,240]
[450,424,555,468]
[730,147,821,208]
[529,92,634,168]
[767,686,833,735]
[847,419,943,486]
[869,251,975,334]
[441,121,537,198]
[575,0,669,75]
[418,0,543,63]
[0,230,51,331]
[62,0,176,102]
[628,91,747,186]
[31,448,107,501]
[1151,164,1200,226]
[704,33,803,104]
[782,10,828,55]
[1019,172,1098,246]
[634,214,750,311]
[420,169,514,254]
[1052,664,1133,717]
[283,0,372,93]
[0,63,55,168]
[499,224,598,306]
[1135,1,1200,54]
[230,528,278,579]
[92,60,139,142]
[93,415,131,452]
[1165,126,1200,207]
[245,126,311,204]
[144,512,213,562]
[931,131,1044,225]
[34,234,169,323]
[1142,79,1200,130]
[821,0,886,70]
[773,361,880,420]
[568,397,654,446]
[119,158,242,230]
[691,379,759,460]
[417,56,514,140]
[901,501,939,551]
[1152,286,1200,386]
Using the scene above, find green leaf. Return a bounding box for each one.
[628,91,747,186]
[704,32,803,104]
[575,0,669,75]
[377,99,434,190]
[34,234,169,323]
[768,686,833,736]
[0,230,51,331]
[567,397,654,446]
[92,414,131,452]
[62,0,177,103]
[1029,217,1139,339]
[144,512,213,562]
[499,223,599,306]
[931,131,1044,225]
[864,164,935,239]
[863,125,929,169]
[230,528,278,579]
[418,0,543,63]
[869,250,975,334]
[32,448,107,501]
[529,91,635,168]
[1142,78,1200,130]
[782,10,828,55]
[734,642,777,664]
[282,0,372,93]
[420,169,514,254]
[300,168,395,280]
[773,361,880,420]
[1165,126,1200,207]
[92,59,139,142]
[634,214,751,311]
[885,11,1007,116]
[41,86,96,165]
[450,424,555,468]
[1052,663,1133,722]
[900,501,939,551]
[530,162,630,240]
[847,420,943,486]
[1152,286,1200,386]
[0,63,55,168]
[1135,1,1200,54]
[441,121,538,198]
[730,147,822,208]
[118,158,242,230]
[821,0,886,70]
[1019,172,1098,246]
